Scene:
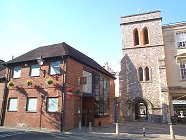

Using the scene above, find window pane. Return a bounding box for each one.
[94,75,100,96]
[143,28,149,45]
[47,98,58,112]
[177,32,186,48]
[134,29,139,45]
[13,66,21,78]
[139,67,143,81]
[30,64,40,76]
[180,61,186,80]
[50,61,60,75]
[145,67,150,81]
[82,70,92,93]
[8,98,18,111]
[27,98,37,112]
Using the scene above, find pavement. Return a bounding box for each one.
[0,121,186,140]
[66,121,186,140]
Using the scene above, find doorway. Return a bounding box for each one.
[135,102,147,120]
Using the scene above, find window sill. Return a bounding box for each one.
[26,111,37,113]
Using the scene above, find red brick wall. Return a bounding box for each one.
[4,57,115,131]
[4,61,64,131]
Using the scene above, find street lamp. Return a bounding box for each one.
[37,55,46,77]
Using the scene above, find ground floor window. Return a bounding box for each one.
[8,98,18,111]
[93,96,110,117]
[46,97,58,112]
[26,97,37,112]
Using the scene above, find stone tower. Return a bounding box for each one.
[119,11,170,123]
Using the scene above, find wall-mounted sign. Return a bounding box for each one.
[173,100,186,105]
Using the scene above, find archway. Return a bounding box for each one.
[133,97,151,121]
[135,102,148,120]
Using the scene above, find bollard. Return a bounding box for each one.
[78,121,81,131]
[143,127,145,137]
[116,123,119,135]
[89,122,92,132]
[169,123,175,139]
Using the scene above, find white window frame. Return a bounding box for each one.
[30,64,40,77]
[180,61,186,80]
[8,98,18,111]
[50,61,61,75]
[46,97,58,112]
[82,70,92,93]
[176,32,186,48]
[26,97,37,112]
[13,66,21,78]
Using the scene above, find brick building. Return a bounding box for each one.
[0,60,6,125]
[119,10,186,124]
[2,42,115,131]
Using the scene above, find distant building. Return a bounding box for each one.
[163,23,186,122]
[2,42,115,131]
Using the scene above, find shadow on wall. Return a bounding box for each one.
[119,54,143,121]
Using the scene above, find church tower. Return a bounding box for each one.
[119,11,170,123]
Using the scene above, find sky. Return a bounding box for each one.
[1,0,186,71]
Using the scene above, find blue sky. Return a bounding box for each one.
[1,0,186,70]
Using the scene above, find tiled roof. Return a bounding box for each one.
[6,42,115,78]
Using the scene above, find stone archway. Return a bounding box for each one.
[133,97,152,121]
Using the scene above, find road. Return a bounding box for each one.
[0,128,116,140]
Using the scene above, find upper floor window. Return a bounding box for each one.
[176,32,186,48]
[180,61,186,80]
[13,66,21,78]
[134,28,139,46]
[30,64,40,77]
[143,27,149,45]
[50,61,60,75]
[145,66,150,81]
[139,67,143,81]
[82,70,92,93]
[8,98,18,111]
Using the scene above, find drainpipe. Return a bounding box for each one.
[61,56,66,132]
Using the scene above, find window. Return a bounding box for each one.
[139,67,143,81]
[93,75,110,117]
[176,32,186,48]
[30,64,40,77]
[46,97,58,112]
[13,66,21,78]
[180,61,186,80]
[82,70,92,93]
[145,67,150,81]
[8,98,18,111]
[134,29,139,46]
[26,98,37,112]
[50,61,60,75]
[94,75,100,96]
[143,27,149,45]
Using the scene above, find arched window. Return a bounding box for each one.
[145,66,150,81]
[134,29,139,46]
[139,67,143,81]
[143,27,149,45]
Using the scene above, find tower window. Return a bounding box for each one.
[143,27,149,45]
[145,67,150,81]
[139,67,143,81]
[134,29,139,46]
